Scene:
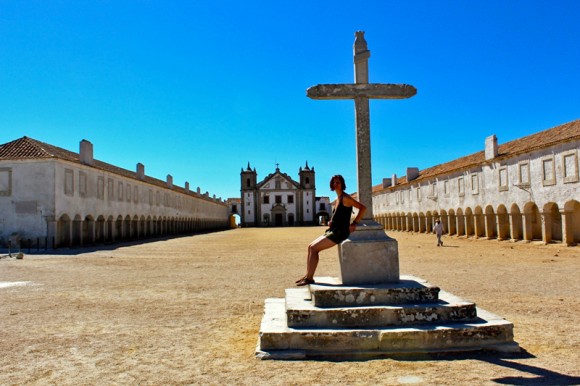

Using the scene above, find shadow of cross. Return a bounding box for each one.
[307,31,416,224]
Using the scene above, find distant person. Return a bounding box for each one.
[295,175,366,286]
[434,219,443,246]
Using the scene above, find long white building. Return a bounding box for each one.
[372,119,580,246]
[0,137,229,249]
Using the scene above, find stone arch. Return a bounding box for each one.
[474,206,485,238]
[484,205,497,239]
[440,210,448,234]
[140,215,147,238]
[464,207,474,237]
[106,215,115,243]
[412,212,419,232]
[57,214,72,248]
[425,211,433,233]
[405,212,412,231]
[564,200,580,245]
[456,208,465,236]
[124,215,132,240]
[96,215,106,244]
[496,205,510,241]
[543,202,562,243]
[523,202,542,241]
[509,204,523,241]
[83,215,95,246]
[116,215,123,241]
[448,209,457,235]
[72,214,82,247]
[418,212,426,233]
[132,215,139,239]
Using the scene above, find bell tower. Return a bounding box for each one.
[240,162,258,226]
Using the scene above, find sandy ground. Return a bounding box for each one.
[0,227,579,385]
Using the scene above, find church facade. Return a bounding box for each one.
[240,163,321,227]
[372,119,580,246]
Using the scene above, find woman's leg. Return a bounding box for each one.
[305,236,336,280]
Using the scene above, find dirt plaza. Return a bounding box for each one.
[1,227,578,385]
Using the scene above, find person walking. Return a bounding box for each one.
[295,174,366,286]
[434,219,444,246]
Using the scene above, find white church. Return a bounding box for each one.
[240,162,331,227]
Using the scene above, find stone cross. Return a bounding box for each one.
[307,31,416,222]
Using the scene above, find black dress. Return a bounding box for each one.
[324,194,353,243]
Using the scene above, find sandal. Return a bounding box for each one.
[296,277,315,286]
[295,275,306,284]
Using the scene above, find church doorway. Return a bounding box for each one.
[275,213,283,226]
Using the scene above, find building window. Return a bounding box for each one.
[416,186,421,201]
[518,161,530,186]
[0,168,12,196]
[107,178,114,200]
[287,195,294,204]
[542,157,556,186]
[97,176,105,199]
[499,167,508,191]
[79,172,87,197]
[563,151,579,183]
[443,180,449,196]
[458,177,465,196]
[275,195,282,204]
[64,169,74,196]
[118,181,124,201]
[126,184,131,202]
[134,186,139,203]
[246,178,251,188]
[471,173,479,195]
[263,195,270,204]
[232,204,237,212]
[319,203,325,210]
[275,179,281,189]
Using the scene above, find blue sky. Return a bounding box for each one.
[1,1,578,200]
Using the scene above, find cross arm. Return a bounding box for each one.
[306,83,417,99]
[307,83,417,100]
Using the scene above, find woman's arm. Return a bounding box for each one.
[343,194,366,229]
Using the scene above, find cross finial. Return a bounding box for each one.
[275,162,280,171]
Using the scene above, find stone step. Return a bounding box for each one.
[286,287,476,328]
[257,298,519,360]
[309,275,440,308]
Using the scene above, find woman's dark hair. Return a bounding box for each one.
[329,175,346,191]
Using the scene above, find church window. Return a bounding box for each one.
[246,178,251,188]
[319,203,325,210]
[305,177,310,184]
[287,195,294,204]
[275,195,282,204]
[263,195,270,204]
[275,179,281,189]
[232,204,237,212]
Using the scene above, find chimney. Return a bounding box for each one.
[185,181,190,193]
[136,163,145,180]
[485,134,498,160]
[391,174,397,187]
[406,167,419,182]
[79,140,94,165]
[166,175,173,188]
[382,178,392,189]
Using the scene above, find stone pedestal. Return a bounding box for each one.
[256,275,519,359]
[338,221,399,285]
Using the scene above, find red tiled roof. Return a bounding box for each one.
[0,136,225,205]
[373,119,580,194]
